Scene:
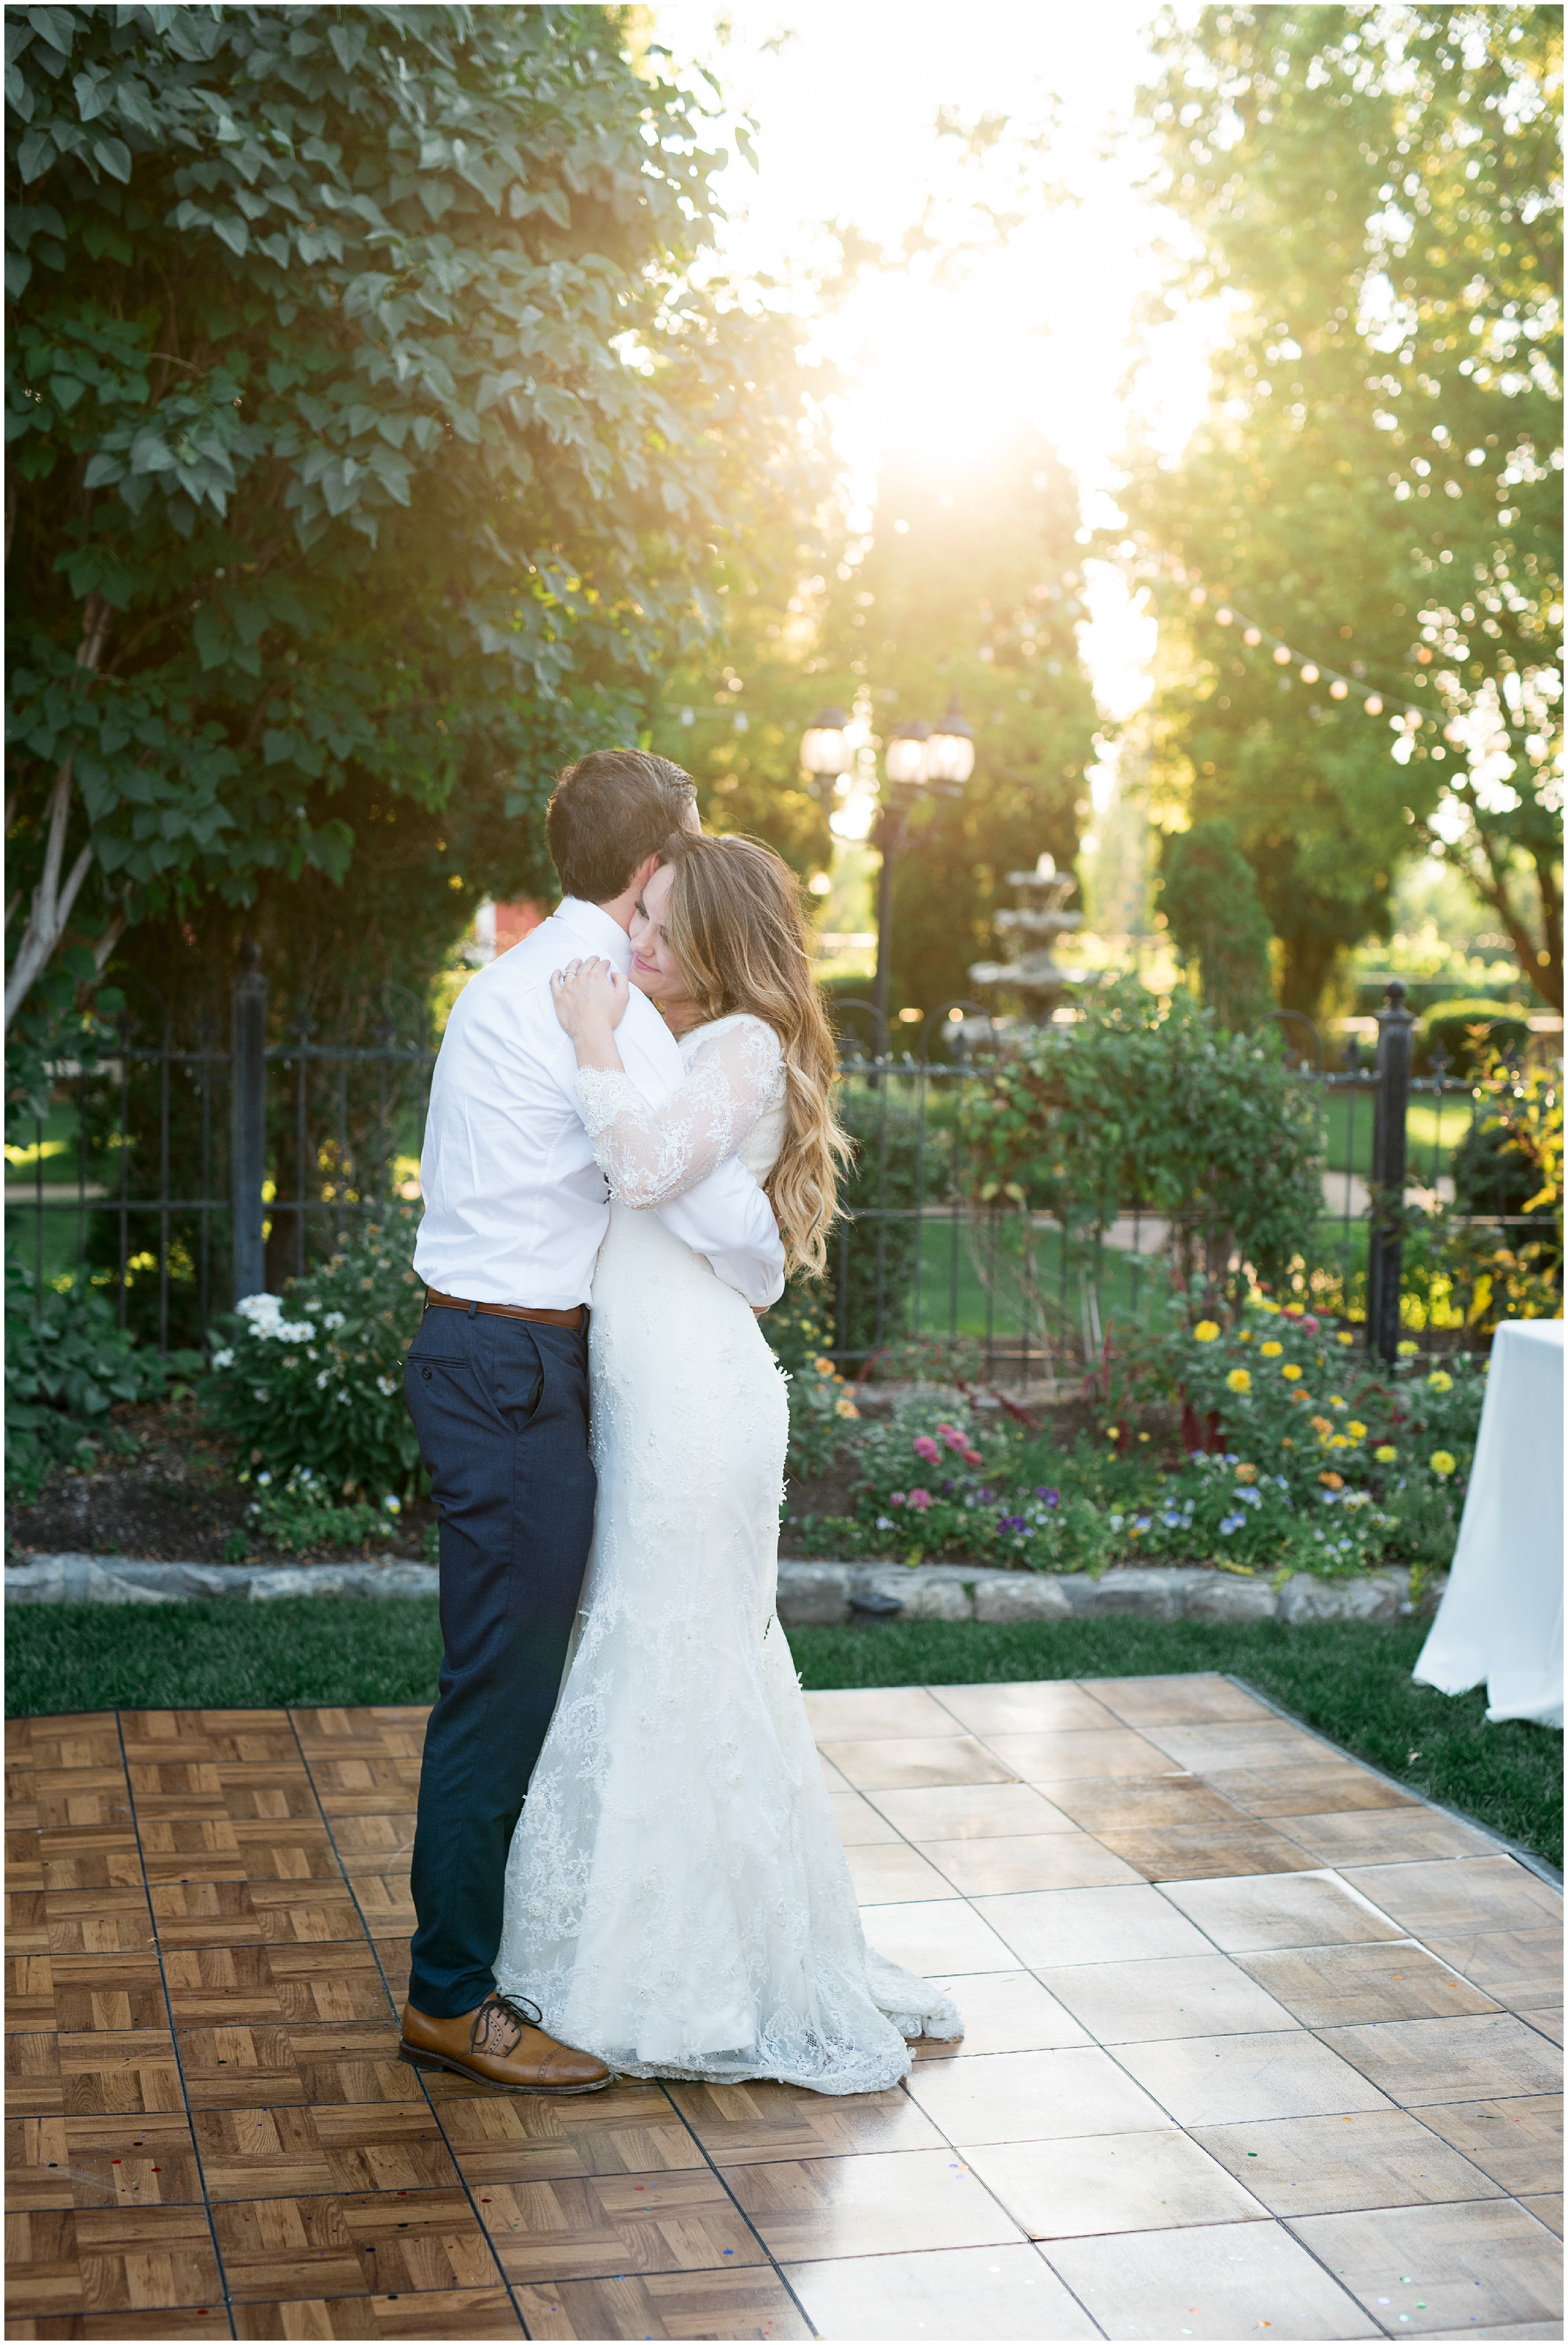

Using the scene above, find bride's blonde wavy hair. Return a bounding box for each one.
[656,832,849,1280]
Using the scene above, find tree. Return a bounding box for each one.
[1123,3,1562,1013]
[5,3,812,1077]
[1160,817,1276,1031]
[810,430,1102,1021]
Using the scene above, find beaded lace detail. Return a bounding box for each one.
[495,1016,961,2089]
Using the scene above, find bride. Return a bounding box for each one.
[494,830,960,2091]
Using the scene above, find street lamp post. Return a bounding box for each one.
[800,694,975,1049]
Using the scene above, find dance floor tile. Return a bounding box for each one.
[1160,1870,1404,1953]
[179,2021,420,2110]
[818,1735,1015,1790]
[40,1885,156,1954]
[45,1952,170,2034]
[6,2113,203,2211]
[973,1883,1214,1969]
[1420,1928,1565,2010]
[988,1729,1180,1782]
[194,2104,461,2196]
[1238,1940,1505,2027]
[213,1768,321,1822]
[6,2312,228,2339]
[911,1970,1090,2058]
[1096,1821,1323,1882]
[1520,2007,1565,2046]
[307,1761,425,1816]
[8,1716,125,1771]
[1204,1760,1416,1817]
[1278,1807,1500,1866]
[329,1816,417,1872]
[232,2286,523,2338]
[1037,1773,1253,1834]
[867,1782,1077,1840]
[137,1819,342,1885]
[1317,2013,1564,2107]
[150,1880,366,1947]
[1414,2095,1564,2196]
[1336,1857,1564,1940]
[825,1789,902,1844]
[1115,2029,1394,2126]
[441,2082,706,2182]
[479,2168,765,2283]
[1044,2216,1372,2340]
[6,1892,51,1955]
[58,2029,184,2116]
[1289,2199,1564,2335]
[843,1841,961,1902]
[667,2076,943,2164]
[783,2242,1098,2339]
[340,1874,417,1932]
[967,2126,1266,2239]
[905,2044,1173,2144]
[4,2202,225,2319]
[38,1826,143,1891]
[1520,2194,1563,2238]
[125,1762,228,1818]
[163,1944,394,2028]
[8,1827,45,1891]
[1136,1719,1337,1773]
[6,2031,63,2116]
[931,1683,1123,1737]
[120,1709,296,1764]
[722,2145,1021,2261]
[6,1957,60,2032]
[916,1831,1141,1894]
[801,1688,967,1741]
[290,1706,428,1752]
[1033,1952,1301,2046]
[857,1896,1022,1975]
[1081,1674,1271,1728]
[211,2188,496,2301]
[1194,2107,1510,2216]
[509,2268,811,2341]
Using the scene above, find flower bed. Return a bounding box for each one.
[785,1297,1486,1583]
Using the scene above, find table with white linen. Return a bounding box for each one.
[1413,1316,1564,1728]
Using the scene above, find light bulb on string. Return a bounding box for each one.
[1243,627,1262,647]
[1273,645,1291,666]
[1365,695,1384,715]
[1216,608,1233,625]
[1330,679,1349,699]
[1300,664,1319,684]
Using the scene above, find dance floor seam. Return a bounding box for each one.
[5,1674,1561,2341]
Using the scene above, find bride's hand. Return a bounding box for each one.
[551,959,630,1056]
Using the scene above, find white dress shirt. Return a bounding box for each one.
[411,898,786,1311]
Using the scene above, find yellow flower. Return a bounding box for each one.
[1375,1445,1397,1463]
[1192,1321,1221,1343]
[1329,1396,1347,1412]
[1237,1328,1253,1341]
[1336,1330,1355,1346]
[1427,1370,1454,1393]
[1328,1433,1350,1450]
[1259,1299,1281,1314]
[1260,1341,1284,1358]
[834,1398,860,1420]
[1281,1363,1303,1381]
[1397,1339,1419,1357]
[1347,1420,1367,1440]
[1226,1368,1252,1393]
[1430,1450,1457,1477]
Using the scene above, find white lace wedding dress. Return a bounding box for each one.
[495,1011,960,2090]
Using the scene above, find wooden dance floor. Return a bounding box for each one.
[6,1676,1562,2339]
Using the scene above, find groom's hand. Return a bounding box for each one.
[551,957,631,1054]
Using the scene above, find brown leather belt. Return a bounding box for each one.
[423,1288,585,1331]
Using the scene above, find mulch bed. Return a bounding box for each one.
[5,1395,437,1568]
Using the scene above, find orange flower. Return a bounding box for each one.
[1319,1471,1344,1490]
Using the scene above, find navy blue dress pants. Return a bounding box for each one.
[403,1304,596,2017]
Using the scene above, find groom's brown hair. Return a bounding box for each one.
[546,750,697,904]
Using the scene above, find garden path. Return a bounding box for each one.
[4,1676,1560,2340]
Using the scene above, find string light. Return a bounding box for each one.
[1189,580,1451,738]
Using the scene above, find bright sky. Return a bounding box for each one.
[654,0,1212,741]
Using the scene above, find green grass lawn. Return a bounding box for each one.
[8,1600,1559,1868]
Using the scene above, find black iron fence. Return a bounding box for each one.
[6,959,1556,1365]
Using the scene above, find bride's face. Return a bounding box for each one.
[628,863,694,1009]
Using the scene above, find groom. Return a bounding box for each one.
[398,749,785,2092]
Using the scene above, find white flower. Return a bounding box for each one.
[323,1311,346,1331]
[383,1495,401,1515]
[274,1319,314,1344]
[257,1471,273,1487]
[209,1348,234,1371]
[376,1375,395,1397]
[315,1370,333,1390]
[336,1388,351,1404]
[237,1292,282,1326]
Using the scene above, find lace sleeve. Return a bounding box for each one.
[575,1018,785,1209]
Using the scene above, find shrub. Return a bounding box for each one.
[227,1465,408,1561]
[960,974,1323,1300]
[4,1260,200,1499]
[835,1079,953,1361]
[201,1209,424,1496]
[785,1354,864,1480]
[1423,999,1532,1077]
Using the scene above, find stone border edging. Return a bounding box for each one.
[5,1551,1440,1623]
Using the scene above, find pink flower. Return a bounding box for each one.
[963,1447,983,1467]
[890,1491,906,1506]
[1300,1314,1321,1333]
[912,1434,941,1464]
[940,1425,968,1452]
[906,1487,933,1511]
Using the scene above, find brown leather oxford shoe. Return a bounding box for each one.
[399,1991,612,2095]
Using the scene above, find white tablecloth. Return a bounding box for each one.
[1413,1318,1564,1728]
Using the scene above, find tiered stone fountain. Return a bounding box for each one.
[967,853,1083,1031]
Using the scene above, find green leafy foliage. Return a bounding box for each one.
[783,1353,865,1482]
[834,1078,954,1361]
[1124,6,1561,1015]
[4,1258,199,1496]
[6,6,814,1024]
[1425,1000,1535,1078]
[960,976,1325,1295]
[1160,819,1275,1031]
[200,1208,423,1494]
[231,1464,405,1560]
[837,1400,1116,1575]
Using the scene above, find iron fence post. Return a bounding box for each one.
[1367,977,1415,1361]
[231,940,268,1302]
